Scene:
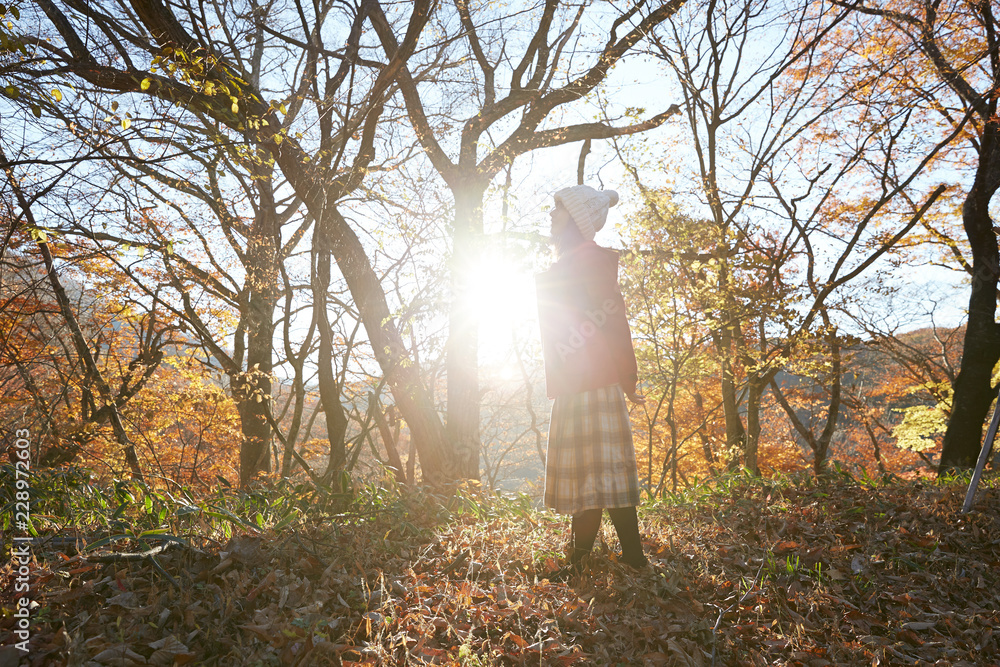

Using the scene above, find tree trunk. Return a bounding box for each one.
[719,353,746,468]
[407,427,416,484]
[278,278,313,477]
[693,391,718,473]
[668,404,679,492]
[744,377,765,475]
[939,118,1000,472]
[813,332,841,476]
[317,205,451,483]
[237,180,279,486]
[374,399,406,484]
[712,260,747,469]
[312,230,349,477]
[447,184,487,480]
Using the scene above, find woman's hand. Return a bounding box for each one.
[626,390,646,406]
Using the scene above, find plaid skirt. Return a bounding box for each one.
[543,384,640,515]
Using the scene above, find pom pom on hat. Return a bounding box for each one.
[554,185,619,241]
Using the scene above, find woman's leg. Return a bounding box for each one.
[569,508,603,564]
[608,506,648,568]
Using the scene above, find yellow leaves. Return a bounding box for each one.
[50,88,62,102]
[140,78,151,91]
[892,404,947,453]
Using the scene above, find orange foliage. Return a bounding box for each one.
[0,228,240,488]
[120,357,241,489]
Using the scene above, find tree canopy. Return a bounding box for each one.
[1,0,995,488]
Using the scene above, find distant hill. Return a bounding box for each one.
[771,323,964,464]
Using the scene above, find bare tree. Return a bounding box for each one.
[368,0,687,479]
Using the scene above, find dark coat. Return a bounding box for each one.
[536,241,639,399]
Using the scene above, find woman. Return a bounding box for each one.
[535,184,648,572]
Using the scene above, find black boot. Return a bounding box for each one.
[546,509,603,581]
[569,508,603,566]
[609,506,648,569]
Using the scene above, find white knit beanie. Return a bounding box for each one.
[553,185,620,241]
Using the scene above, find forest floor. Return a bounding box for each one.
[2,471,1000,666]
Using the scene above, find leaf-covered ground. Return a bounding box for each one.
[3,474,1000,666]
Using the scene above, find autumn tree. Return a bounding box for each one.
[617,188,720,490]
[633,0,958,473]
[828,1,1000,472]
[0,182,185,478]
[0,50,321,485]
[1,0,465,484]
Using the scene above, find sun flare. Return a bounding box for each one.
[466,249,537,360]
